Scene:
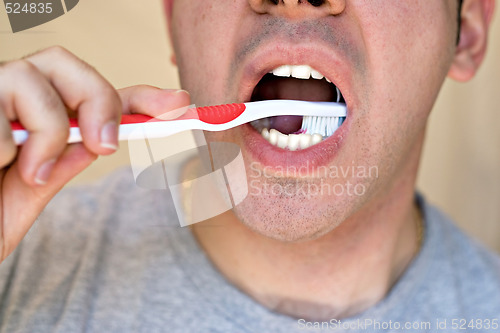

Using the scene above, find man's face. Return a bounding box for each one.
[168,0,459,241]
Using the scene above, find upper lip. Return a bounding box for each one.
[237,41,355,112]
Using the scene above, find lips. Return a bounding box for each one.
[249,63,346,151]
[241,120,349,174]
[251,66,344,103]
[234,44,354,174]
[238,44,354,106]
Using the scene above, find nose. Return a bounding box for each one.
[248,0,345,19]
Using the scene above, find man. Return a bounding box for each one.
[0,0,498,332]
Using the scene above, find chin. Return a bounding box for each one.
[230,171,369,242]
[203,113,378,242]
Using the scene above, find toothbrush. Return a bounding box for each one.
[10,100,347,145]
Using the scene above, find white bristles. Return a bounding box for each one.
[301,116,345,137]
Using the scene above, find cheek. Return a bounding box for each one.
[361,0,456,103]
[353,0,456,161]
[171,1,248,105]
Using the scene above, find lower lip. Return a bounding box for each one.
[241,116,350,175]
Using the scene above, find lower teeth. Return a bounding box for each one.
[257,115,345,151]
[262,129,322,151]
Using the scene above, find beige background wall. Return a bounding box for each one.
[1,0,499,252]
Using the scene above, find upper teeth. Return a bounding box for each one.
[271,65,330,82]
[257,64,346,150]
[271,65,340,103]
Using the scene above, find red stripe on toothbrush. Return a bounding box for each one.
[118,104,246,125]
[195,103,246,124]
[10,103,246,131]
[9,115,158,131]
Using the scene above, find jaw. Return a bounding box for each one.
[198,44,374,240]
[172,11,444,241]
[202,86,420,241]
[204,118,425,242]
[203,109,367,242]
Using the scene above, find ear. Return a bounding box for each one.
[163,0,177,66]
[448,0,495,82]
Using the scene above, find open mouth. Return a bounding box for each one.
[249,65,347,151]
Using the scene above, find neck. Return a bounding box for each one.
[190,144,423,320]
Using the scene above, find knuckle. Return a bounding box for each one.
[43,45,71,58]
[0,60,38,94]
[1,59,37,76]
[36,46,81,67]
[102,84,120,101]
[75,59,100,81]
[99,85,122,110]
[41,89,65,113]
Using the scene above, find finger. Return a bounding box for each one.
[0,60,69,186]
[118,85,191,119]
[0,109,16,168]
[36,142,98,189]
[1,143,97,260]
[24,46,122,155]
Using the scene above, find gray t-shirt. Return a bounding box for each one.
[0,168,499,333]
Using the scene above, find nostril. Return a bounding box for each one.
[254,0,344,16]
[270,0,325,5]
[307,0,324,6]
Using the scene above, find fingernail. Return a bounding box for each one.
[100,121,119,150]
[175,89,190,96]
[35,159,56,185]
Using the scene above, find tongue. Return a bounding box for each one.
[269,115,303,134]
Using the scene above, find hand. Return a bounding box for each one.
[0,46,190,262]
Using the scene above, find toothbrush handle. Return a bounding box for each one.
[10,114,161,145]
[10,103,246,145]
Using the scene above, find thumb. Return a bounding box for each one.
[118,85,191,118]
